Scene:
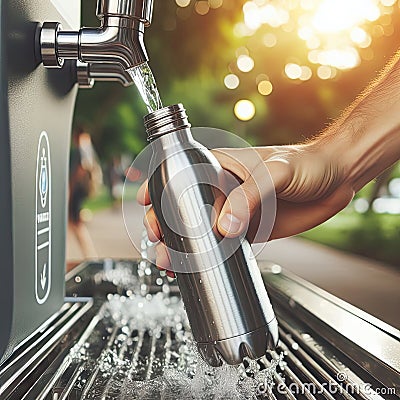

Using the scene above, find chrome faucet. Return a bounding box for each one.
[76,61,134,88]
[40,0,153,70]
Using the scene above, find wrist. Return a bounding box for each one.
[306,134,348,187]
[312,118,400,193]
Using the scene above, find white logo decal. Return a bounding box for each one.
[35,132,52,304]
[39,149,48,208]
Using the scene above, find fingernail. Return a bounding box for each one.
[219,213,242,234]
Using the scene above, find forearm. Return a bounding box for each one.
[314,49,400,192]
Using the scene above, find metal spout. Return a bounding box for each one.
[40,0,153,70]
[76,61,134,88]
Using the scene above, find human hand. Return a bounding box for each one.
[137,142,355,272]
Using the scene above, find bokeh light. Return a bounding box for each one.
[219,0,399,120]
[317,48,360,69]
[351,27,369,44]
[317,65,333,79]
[263,33,277,47]
[258,80,273,95]
[237,54,255,72]
[195,1,209,15]
[175,0,191,7]
[224,74,240,89]
[209,0,223,9]
[300,66,312,81]
[285,63,302,79]
[388,178,400,197]
[232,0,398,83]
[234,99,256,121]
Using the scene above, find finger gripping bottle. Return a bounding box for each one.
[144,104,278,367]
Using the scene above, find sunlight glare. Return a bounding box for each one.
[259,4,290,28]
[227,0,395,83]
[244,1,262,30]
[313,0,380,34]
[317,47,360,69]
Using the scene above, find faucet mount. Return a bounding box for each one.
[40,0,153,70]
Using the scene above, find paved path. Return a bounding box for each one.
[67,202,400,329]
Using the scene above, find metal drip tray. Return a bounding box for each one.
[0,260,399,399]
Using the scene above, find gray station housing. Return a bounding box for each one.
[0,0,80,364]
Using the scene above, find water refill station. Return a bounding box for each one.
[0,0,152,364]
[0,1,399,399]
[0,0,81,363]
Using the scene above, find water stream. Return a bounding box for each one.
[129,62,163,113]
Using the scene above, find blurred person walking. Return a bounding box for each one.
[105,156,125,204]
[68,126,102,259]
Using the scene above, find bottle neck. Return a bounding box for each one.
[144,104,191,141]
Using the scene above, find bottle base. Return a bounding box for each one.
[196,318,279,367]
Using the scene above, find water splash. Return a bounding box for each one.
[94,261,140,291]
[129,62,163,113]
[70,292,283,399]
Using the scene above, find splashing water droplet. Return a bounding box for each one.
[64,281,283,399]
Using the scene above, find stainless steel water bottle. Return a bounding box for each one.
[144,104,278,367]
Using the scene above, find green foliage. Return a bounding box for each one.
[74,1,400,161]
[82,186,113,212]
[164,72,268,140]
[301,210,400,267]
[83,183,139,212]
[74,82,147,161]
[73,2,400,266]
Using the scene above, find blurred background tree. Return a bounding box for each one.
[74,0,400,267]
[75,0,400,154]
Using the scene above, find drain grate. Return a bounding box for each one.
[0,260,398,400]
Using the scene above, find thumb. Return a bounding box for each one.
[217,160,289,239]
[217,175,260,238]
